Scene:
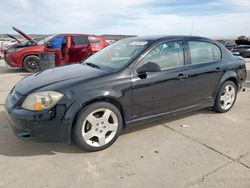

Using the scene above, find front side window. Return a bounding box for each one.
[49,36,65,49]
[188,41,221,64]
[140,41,184,70]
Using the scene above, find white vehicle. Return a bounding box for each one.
[0,36,19,51]
[2,40,17,49]
[4,40,17,46]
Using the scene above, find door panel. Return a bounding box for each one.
[188,61,225,104]
[44,36,69,66]
[68,36,91,63]
[187,40,225,104]
[131,66,191,119]
[131,40,192,119]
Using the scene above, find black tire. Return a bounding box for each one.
[22,55,40,72]
[73,102,123,152]
[213,81,237,113]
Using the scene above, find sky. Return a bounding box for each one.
[0,0,250,37]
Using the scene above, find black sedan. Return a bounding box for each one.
[232,45,250,58]
[216,40,237,50]
[5,36,247,151]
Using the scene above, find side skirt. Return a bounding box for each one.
[125,100,214,128]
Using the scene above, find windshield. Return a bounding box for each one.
[84,38,150,71]
[37,35,55,45]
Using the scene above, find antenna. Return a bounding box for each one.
[190,21,195,36]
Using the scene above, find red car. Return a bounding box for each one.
[4,27,108,72]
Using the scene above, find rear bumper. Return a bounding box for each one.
[4,91,80,143]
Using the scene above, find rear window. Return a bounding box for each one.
[188,41,222,64]
[88,37,101,44]
[72,36,89,45]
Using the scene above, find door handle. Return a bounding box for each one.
[176,74,189,80]
[137,72,147,79]
[215,67,223,72]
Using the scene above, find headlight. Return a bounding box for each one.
[21,91,63,111]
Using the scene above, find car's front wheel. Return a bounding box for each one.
[213,81,237,113]
[73,102,123,151]
[22,55,40,72]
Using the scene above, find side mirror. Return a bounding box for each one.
[46,42,52,48]
[136,62,161,74]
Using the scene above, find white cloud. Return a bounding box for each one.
[226,0,250,6]
[101,11,250,37]
[0,0,249,37]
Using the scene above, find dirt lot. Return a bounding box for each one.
[0,59,250,188]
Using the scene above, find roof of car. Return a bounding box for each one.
[57,34,101,37]
[128,35,212,42]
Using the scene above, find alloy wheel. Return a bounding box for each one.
[26,56,40,72]
[81,108,119,147]
[220,84,236,110]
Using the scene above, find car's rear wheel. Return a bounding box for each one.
[73,102,123,151]
[213,81,237,113]
[22,55,40,72]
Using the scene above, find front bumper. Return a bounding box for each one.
[4,52,19,67]
[4,90,80,143]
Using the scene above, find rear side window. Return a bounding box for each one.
[188,41,221,64]
[72,36,89,45]
[88,37,101,44]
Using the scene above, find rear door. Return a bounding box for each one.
[187,40,225,104]
[68,36,91,63]
[88,36,102,54]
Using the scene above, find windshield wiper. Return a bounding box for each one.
[85,62,101,69]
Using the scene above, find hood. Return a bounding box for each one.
[15,64,108,95]
[6,34,21,43]
[12,26,37,44]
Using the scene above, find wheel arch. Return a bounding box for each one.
[225,77,239,89]
[219,71,239,90]
[81,96,124,118]
[70,96,126,137]
[214,71,239,99]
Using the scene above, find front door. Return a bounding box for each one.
[131,40,191,120]
[44,35,69,66]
